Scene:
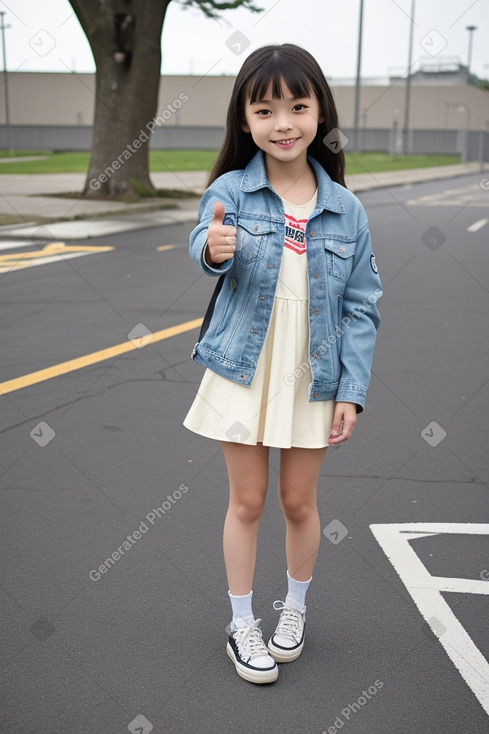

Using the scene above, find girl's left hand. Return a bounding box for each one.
[328,402,357,444]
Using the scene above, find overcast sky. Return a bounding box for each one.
[1,0,488,81]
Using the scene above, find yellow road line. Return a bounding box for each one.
[0,318,202,396]
[156,245,176,251]
[0,242,114,273]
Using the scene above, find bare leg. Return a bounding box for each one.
[221,441,270,595]
[278,446,327,581]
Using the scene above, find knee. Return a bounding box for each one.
[279,486,316,524]
[230,485,267,524]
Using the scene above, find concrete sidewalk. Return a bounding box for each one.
[0,162,487,239]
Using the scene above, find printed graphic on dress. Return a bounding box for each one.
[284,214,307,255]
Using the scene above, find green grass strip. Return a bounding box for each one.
[0,149,460,175]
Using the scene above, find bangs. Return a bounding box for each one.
[246,55,315,103]
[209,44,345,187]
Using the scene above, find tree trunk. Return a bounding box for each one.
[69,0,171,199]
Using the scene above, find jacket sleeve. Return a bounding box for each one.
[189,176,238,277]
[335,215,382,412]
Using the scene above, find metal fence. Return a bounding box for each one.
[344,127,489,162]
[0,125,223,152]
[1,125,488,162]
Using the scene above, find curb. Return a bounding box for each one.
[347,162,489,193]
[0,209,200,240]
[0,163,487,240]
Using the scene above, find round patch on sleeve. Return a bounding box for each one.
[370,254,379,274]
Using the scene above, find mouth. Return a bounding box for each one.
[271,138,299,148]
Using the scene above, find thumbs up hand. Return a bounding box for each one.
[205,201,237,265]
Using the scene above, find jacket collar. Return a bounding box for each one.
[240,150,346,214]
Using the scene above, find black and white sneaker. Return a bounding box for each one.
[227,619,278,684]
[267,601,305,662]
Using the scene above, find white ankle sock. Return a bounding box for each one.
[228,590,255,630]
[285,570,311,612]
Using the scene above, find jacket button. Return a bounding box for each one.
[339,246,346,253]
[250,328,257,333]
[314,308,320,315]
[313,272,319,278]
[230,278,236,289]
[267,264,273,269]
[314,391,319,398]
[313,352,319,358]
[253,224,258,231]
[258,295,264,300]
[240,374,247,379]
[309,230,315,237]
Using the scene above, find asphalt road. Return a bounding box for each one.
[1,172,488,734]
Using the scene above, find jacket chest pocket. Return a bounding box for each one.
[323,238,356,281]
[236,218,275,264]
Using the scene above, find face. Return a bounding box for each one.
[241,80,323,166]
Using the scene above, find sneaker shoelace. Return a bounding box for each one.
[272,600,304,642]
[233,619,270,663]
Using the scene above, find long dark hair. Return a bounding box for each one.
[208,43,346,187]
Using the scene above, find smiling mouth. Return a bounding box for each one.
[272,138,298,146]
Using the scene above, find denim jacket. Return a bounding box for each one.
[189,151,382,412]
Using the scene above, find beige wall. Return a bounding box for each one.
[332,84,489,131]
[1,72,488,130]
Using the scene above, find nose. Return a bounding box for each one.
[275,114,293,132]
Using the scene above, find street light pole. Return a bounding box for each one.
[403,0,415,155]
[0,11,12,154]
[458,103,471,163]
[353,0,364,152]
[466,25,477,82]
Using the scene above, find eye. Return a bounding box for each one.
[293,104,308,112]
[256,109,271,116]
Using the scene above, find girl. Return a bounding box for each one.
[183,44,381,684]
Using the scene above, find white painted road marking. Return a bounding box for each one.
[0,252,93,271]
[370,523,489,715]
[407,183,489,208]
[467,218,489,233]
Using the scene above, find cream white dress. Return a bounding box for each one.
[183,192,335,449]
